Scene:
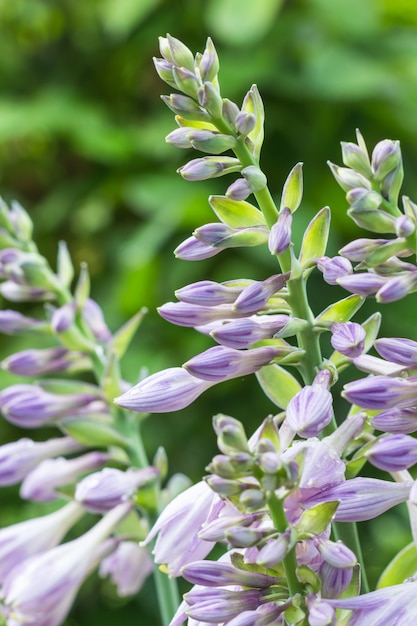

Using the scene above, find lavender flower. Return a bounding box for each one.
[2,347,90,376]
[375,337,417,366]
[1,502,132,626]
[209,314,291,349]
[343,375,417,410]
[183,346,282,382]
[365,434,417,471]
[75,466,159,513]
[20,452,109,502]
[0,501,83,583]
[268,207,292,255]
[317,256,353,285]
[99,541,153,597]
[143,481,224,576]
[330,322,366,358]
[285,385,333,438]
[0,310,47,334]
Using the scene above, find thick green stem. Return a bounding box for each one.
[267,491,303,597]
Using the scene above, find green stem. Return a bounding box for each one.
[267,491,303,597]
[333,521,369,593]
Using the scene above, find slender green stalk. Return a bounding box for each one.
[333,521,369,594]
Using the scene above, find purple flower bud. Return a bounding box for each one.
[371,407,417,434]
[233,273,289,315]
[304,477,411,522]
[0,383,102,427]
[143,481,223,576]
[198,37,219,82]
[319,562,353,599]
[226,177,252,201]
[340,140,371,177]
[1,502,131,626]
[337,272,387,296]
[174,235,220,261]
[0,501,84,583]
[330,322,366,358]
[161,94,209,120]
[159,35,195,70]
[181,560,278,588]
[375,337,417,366]
[376,271,417,303]
[2,347,90,377]
[366,434,417,471]
[184,130,237,155]
[51,302,76,333]
[353,354,406,377]
[178,156,241,181]
[256,533,292,567]
[99,541,153,597]
[0,281,52,302]
[339,238,390,262]
[75,466,158,513]
[268,207,292,255]
[235,111,256,136]
[0,310,46,334]
[343,375,417,410]
[184,346,281,382]
[395,215,415,237]
[285,385,333,438]
[307,597,336,626]
[316,538,357,568]
[371,139,402,181]
[316,256,353,285]
[175,280,244,305]
[184,587,263,623]
[20,452,109,502]
[153,57,176,86]
[82,298,112,341]
[210,314,291,349]
[115,367,213,413]
[0,436,83,486]
[158,301,236,327]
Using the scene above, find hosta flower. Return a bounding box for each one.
[99,541,153,596]
[1,502,131,626]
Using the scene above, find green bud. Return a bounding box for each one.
[164,34,195,72]
[225,526,267,548]
[222,99,240,126]
[198,37,219,82]
[172,66,200,99]
[161,94,210,121]
[10,200,34,242]
[371,139,402,182]
[205,475,245,496]
[213,414,249,453]
[340,141,372,178]
[198,82,223,118]
[347,207,397,234]
[189,131,236,155]
[241,165,267,191]
[153,447,168,481]
[298,206,330,269]
[328,162,371,192]
[241,85,264,159]
[239,488,266,511]
[57,241,74,289]
[74,262,90,309]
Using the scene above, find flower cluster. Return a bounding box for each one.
[3,32,417,626]
[114,35,417,625]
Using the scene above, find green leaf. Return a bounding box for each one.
[62,419,129,449]
[296,501,339,536]
[314,294,364,326]
[255,364,301,409]
[209,195,266,227]
[280,162,303,213]
[299,206,330,268]
[377,542,417,588]
[110,308,147,359]
[362,312,381,352]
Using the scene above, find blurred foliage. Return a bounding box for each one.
[2,0,417,623]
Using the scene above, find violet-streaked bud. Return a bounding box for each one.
[371,139,402,181]
[75,466,158,513]
[395,215,415,237]
[339,238,390,262]
[20,452,109,502]
[184,345,282,382]
[2,347,90,377]
[82,298,112,342]
[1,502,132,626]
[0,310,47,334]
[285,385,333,438]
[327,162,371,192]
[225,525,268,548]
[161,94,209,121]
[234,111,256,136]
[153,57,176,87]
[172,66,200,99]
[340,141,372,177]
[198,82,223,118]
[0,436,83,486]
[337,272,387,296]
[0,383,101,427]
[330,322,366,358]
[371,407,417,434]
[198,37,219,82]
[346,187,383,211]
[183,130,237,155]
[181,560,278,588]
[347,205,398,234]
[184,587,264,623]
[198,511,260,542]
[307,597,336,626]
[158,301,235,327]
[268,207,292,255]
[256,533,292,567]
[222,99,240,126]
[376,271,417,303]
[0,281,53,302]
[352,354,406,377]
[304,477,411,522]
[115,367,213,413]
[0,501,84,583]
[319,562,353,599]
[316,256,353,285]
[316,538,357,568]
[143,480,222,576]
[99,541,153,597]
[375,337,417,366]
[210,314,291,349]
[178,156,241,181]
[159,35,195,70]
[226,177,253,201]
[174,235,220,260]
[343,375,417,410]
[233,273,289,315]
[51,302,76,333]
[213,414,249,453]
[175,280,244,305]
[365,434,417,471]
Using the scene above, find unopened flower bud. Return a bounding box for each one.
[395,215,415,237]
[340,141,372,177]
[161,34,195,72]
[198,37,219,82]
[330,322,366,358]
[328,162,371,192]
[178,157,241,181]
[198,82,223,118]
[257,532,292,567]
[317,256,352,285]
[234,111,256,136]
[371,139,402,182]
[213,414,249,453]
[268,207,292,255]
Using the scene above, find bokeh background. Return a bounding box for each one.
[2,0,417,623]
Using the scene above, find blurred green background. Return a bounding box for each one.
[2,0,417,623]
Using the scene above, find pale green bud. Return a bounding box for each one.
[198,82,223,118]
[198,37,219,82]
[280,162,303,213]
